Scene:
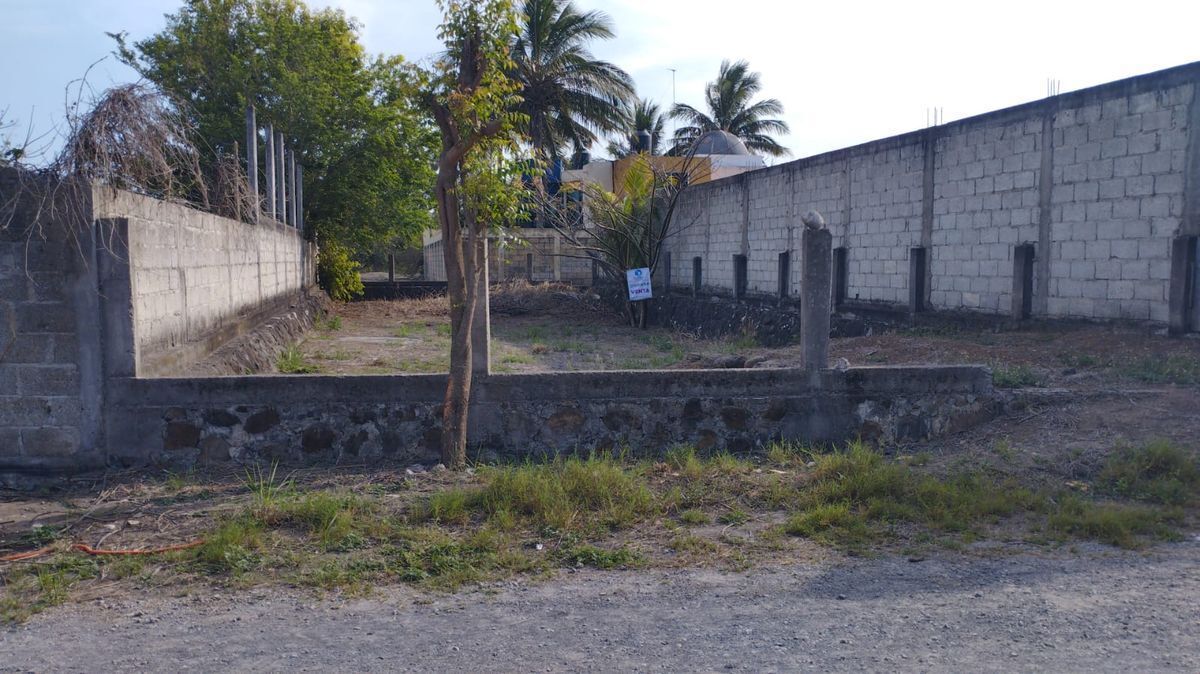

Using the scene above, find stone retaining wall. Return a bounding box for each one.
[104,366,999,468]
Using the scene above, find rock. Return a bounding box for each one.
[405,463,427,474]
[744,355,770,368]
[164,422,201,450]
[431,463,447,473]
[546,407,586,433]
[300,425,336,453]
[711,355,747,369]
[243,409,281,434]
[198,436,231,463]
[834,357,851,371]
[720,407,750,430]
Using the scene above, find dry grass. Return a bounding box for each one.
[5,439,1193,624]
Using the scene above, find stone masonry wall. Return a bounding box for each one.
[104,366,998,468]
[667,62,1200,325]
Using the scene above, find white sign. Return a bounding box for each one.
[626,267,653,301]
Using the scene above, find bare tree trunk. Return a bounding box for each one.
[438,174,477,469]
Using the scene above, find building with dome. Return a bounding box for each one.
[560,129,766,195]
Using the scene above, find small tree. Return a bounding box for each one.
[536,153,701,327]
[425,0,524,469]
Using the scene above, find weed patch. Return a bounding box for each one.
[1098,440,1200,505]
[991,364,1042,388]
[277,345,320,374]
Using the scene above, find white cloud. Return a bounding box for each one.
[3,0,1198,162]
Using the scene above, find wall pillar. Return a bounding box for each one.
[800,211,832,377]
[471,235,491,376]
[1168,236,1196,335]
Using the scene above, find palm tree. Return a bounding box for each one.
[511,0,635,162]
[606,97,667,157]
[669,60,789,157]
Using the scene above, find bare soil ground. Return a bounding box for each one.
[294,284,1200,394]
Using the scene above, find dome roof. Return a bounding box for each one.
[691,130,752,156]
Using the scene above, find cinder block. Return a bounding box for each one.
[20,427,79,458]
[17,365,79,396]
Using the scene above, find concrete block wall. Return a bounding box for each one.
[1047,85,1192,322]
[0,174,101,475]
[1,175,313,480]
[92,189,309,374]
[424,229,594,285]
[665,62,1200,326]
[931,118,1043,312]
[846,142,924,304]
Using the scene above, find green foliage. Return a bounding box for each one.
[414,453,656,534]
[608,97,667,158]
[277,345,319,374]
[779,441,1043,551]
[511,0,634,160]
[1098,440,1200,505]
[556,544,642,569]
[991,364,1043,388]
[669,59,789,157]
[317,241,365,301]
[1047,496,1184,549]
[1116,354,1200,385]
[193,515,266,574]
[114,0,437,253]
[244,461,293,509]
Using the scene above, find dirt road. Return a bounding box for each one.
[3,542,1197,672]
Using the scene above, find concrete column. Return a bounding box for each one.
[264,125,276,221]
[800,211,832,375]
[245,106,258,220]
[296,163,304,232]
[1168,236,1196,335]
[286,150,296,227]
[275,131,286,221]
[471,236,491,376]
[1035,105,1057,316]
[553,234,561,281]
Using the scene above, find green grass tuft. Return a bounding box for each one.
[1098,440,1200,505]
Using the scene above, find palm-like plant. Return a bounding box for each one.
[511,0,635,162]
[669,60,789,157]
[606,98,667,157]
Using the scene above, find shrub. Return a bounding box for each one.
[317,241,365,301]
[1098,440,1200,505]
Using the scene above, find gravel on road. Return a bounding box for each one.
[3,542,1197,673]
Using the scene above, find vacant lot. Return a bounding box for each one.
[289,284,1200,394]
[3,286,1199,669]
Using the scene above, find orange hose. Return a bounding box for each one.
[0,546,55,562]
[72,540,204,556]
[0,539,204,563]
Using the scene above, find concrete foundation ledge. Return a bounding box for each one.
[101,365,998,469]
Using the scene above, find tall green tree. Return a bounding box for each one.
[606,97,666,157]
[425,0,525,469]
[511,0,634,162]
[113,0,436,253]
[669,59,789,157]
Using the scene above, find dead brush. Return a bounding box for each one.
[490,279,607,318]
[1,80,246,246]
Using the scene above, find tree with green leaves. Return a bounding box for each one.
[112,0,437,258]
[425,0,525,469]
[669,59,789,157]
[511,0,634,162]
[606,97,667,158]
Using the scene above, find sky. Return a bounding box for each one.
[3,0,1200,164]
